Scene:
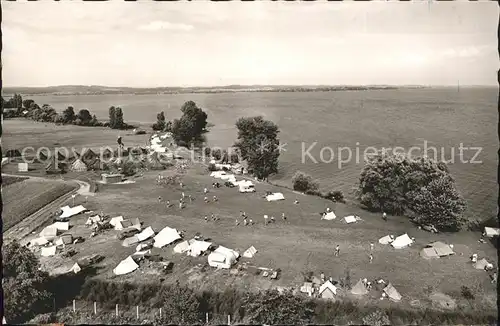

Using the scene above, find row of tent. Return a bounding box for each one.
[322,212,360,224]
[210,171,256,193]
[378,233,414,249]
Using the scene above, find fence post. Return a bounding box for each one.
[136,306,139,320]
[94,302,97,315]
[228,314,231,325]
[73,300,76,313]
[205,312,208,324]
[159,308,162,319]
[116,304,118,317]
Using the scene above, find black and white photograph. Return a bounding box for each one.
[1,1,498,325]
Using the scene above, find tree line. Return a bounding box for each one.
[1,94,131,129]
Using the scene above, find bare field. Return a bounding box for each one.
[2,178,77,231]
[35,166,497,312]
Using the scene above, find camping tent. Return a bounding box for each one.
[210,171,227,178]
[130,218,142,231]
[318,280,337,299]
[136,243,150,252]
[113,256,139,275]
[136,226,155,242]
[391,234,413,249]
[173,240,192,254]
[300,282,314,295]
[122,236,140,247]
[55,234,73,246]
[238,181,255,193]
[474,258,490,270]
[110,216,124,227]
[40,226,58,240]
[18,163,28,172]
[420,247,440,259]
[323,212,337,220]
[188,240,212,257]
[427,242,454,257]
[344,215,357,224]
[207,246,239,269]
[114,220,133,230]
[383,283,402,302]
[484,227,500,238]
[30,237,49,247]
[69,263,82,274]
[41,246,57,257]
[351,279,368,295]
[378,235,394,245]
[266,193,285,202]
[71,159,88,172]
[243,246,258,258]
[153,227,182,248]
[51,221,69,231]
[86,215,101,225]
[60,205,87,219]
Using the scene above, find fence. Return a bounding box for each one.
[62,299,234,325]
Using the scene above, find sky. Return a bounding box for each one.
[2,1,498,87]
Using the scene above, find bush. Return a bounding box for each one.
[204,147,211,157]
[292,171,319,193]
[207,163,217,172]
[305,189,322,197]
[461,286,474,300]
[212,149,222,161]
[358,153,466,232]
[323,190,345,203]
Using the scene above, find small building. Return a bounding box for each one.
[101,173,123,184]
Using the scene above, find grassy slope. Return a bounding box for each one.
[2,178,77,231]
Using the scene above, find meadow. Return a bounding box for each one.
[16,87,498,220]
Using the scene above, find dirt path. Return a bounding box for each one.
[2,174,91,245]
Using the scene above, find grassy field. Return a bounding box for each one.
[2,177,77,231]
[6,87,498,221]
[31,163,497,313]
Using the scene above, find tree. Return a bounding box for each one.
[234,116,280,181]
[243,289,314,325]
[152,111,166,131]
[62,106,76,124]
[171,118,195,146]
[108,106,116,128]
[114,107,124,129]
[23,99,35,109]
[76,109,92,125]
[181,101,207,135]
[158,281,200,325]
[357,152,467,231]
[292,171,319,192]
[171,101,208,145]
[3,241,52,323]
[90,114,99,126]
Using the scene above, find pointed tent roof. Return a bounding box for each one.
[383,283,402,302]
[71,159,88,172]
[173,240,191,254]
[323,212,337,220]
[243,246,258,258]
[188,240,212,257]
[153,227,181,248]
[319,280,337,296]
[428,241,454,257]
[351,279,368,295]
[484,227,500,238]
[420,247,439,259]
[136,226,155,242]
[379,235,394,245]
[41,246,57,257]
[474,258,490,270]
[69,263,82,274]
[122,235,140,247]
[391,233,413,249]
[113,256,139,275]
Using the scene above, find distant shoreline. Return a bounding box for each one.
[3,85,430,97]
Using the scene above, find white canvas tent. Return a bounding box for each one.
[383,283,402,302]
[208,246,239,269]
[110,216,124,227]
[188,240,212,257]
[18,162,28,172]
[318,280,337,298]
[243,246,257,258]
[424,241,454,257]
[71,159,88,172]
[30,237,49,246]
[378,235,394,245]
[153,227,181,248]
[136,243,151,252]
[86,215,101,225]
[136,226,155,242]
[50,221,69,231]
[41,246,57,257]
[173,240,192,254]
[474,258,490,270]
[238,181,255,193]
[60,205,87,219]
[420,247,439,259]
[1,157,9,166]
[351,279,368,295]
[69,263,82,274]
[323,212,337,220]
[210,171,227,178]
[484,227,500,238]
[55,234,73,246]
[113,256,139,275]
[391,234,413,249]
[122,236,140,247]
[344,215,357,224]
[39,226,58,240]
[266,193,285,202]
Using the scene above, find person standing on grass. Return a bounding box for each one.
[213,195,218,202]
[189,194,193,202]
[334,245,340,256]
[158,196,162,203]
[180,182,183,188]
[166,200,170,207]
[320,272,325,281]
[370,243,374,251]
[369,254,373,263]
[382,212,387,222]
[204,187,208,194]
[264,215,269,225]
[270,216,275,223]
[204,196,209,203]
[204,215,208,222]
[181,192,185,199]
[243,219,248,226]
[282,212,286,220]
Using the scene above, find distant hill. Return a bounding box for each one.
[1,84,411,96]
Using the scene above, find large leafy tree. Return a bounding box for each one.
[171,101,208,145]
[357,152,467,231]
[234,116,280,181]
[157,281,200,325]
[114,107,124,129]
[152,111,166,131]
[3,241,52,323]
[108,106,116,128]
[243,289,315,325]
[62,106,76,124]
[76,109,93,125]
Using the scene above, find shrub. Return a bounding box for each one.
[212,149,222,161]
[305,189,322,197]
[229,152,239,164]
[358,153,466,232]
[207,163,217,172]
[204,147,211,157]
[292,171,319,193]
[323,190,346,203]
[460,286,474,300]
